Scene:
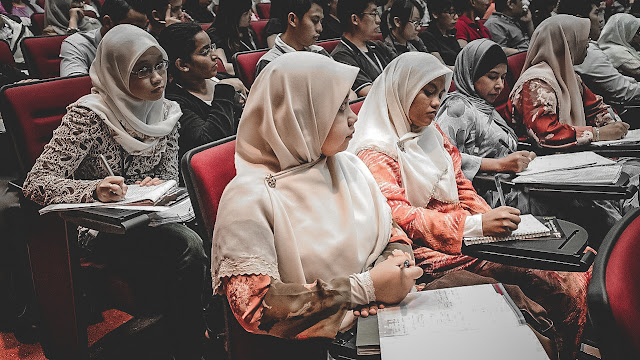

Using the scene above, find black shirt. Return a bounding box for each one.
[207,26,258,62]
[331,36,396,93]
[419,24,461,66]
[319,15,342,40]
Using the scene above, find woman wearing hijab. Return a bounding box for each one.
[349,51,591,359]
[211,52,423,347]
[436,39,535,190]
[598,13,640,80]
[22,25,207,360]
[510,15,630,148]
[43,0,101,35]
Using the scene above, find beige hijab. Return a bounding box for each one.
[77,24,182,156]
[44,0,101,35]
[347,52,458,208]
[212,52,392,293]
[598,13,640,68]
[511,15,590,127]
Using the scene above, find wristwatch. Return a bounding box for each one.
[67,27,79,34]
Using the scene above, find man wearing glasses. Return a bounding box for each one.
[331,0,395,97]
[484,0,533,53]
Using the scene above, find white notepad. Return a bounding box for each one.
[463,214,551,245]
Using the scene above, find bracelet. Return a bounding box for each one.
[594,127,600,142]
[66,27,78,34]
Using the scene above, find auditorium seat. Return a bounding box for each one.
[21,35,68,79]
[249,19,269,49]
[256,2,271,19]
[232,48,268,88]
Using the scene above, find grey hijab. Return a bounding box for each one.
[437,38,517,141]
[44,0,101,35]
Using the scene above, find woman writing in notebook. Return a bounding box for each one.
[22,25,208,360]
[348,52,591,359]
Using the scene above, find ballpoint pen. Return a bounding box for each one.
[99,154,115,176]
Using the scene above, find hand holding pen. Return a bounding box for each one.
[498,139,536,173]
[95,154,128,202]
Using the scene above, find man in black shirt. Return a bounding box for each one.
[419,0,460,66]
[331,0,395,97]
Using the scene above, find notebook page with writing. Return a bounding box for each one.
[119,179,177,205]
[518,152,615,176]
[513,165,622,185]
[464,214,551,245]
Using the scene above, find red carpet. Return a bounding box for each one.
[0,309,132,360]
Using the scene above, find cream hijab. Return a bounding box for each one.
[347,52,458,208]
[511,15,590,127]
[77,24,182,156]
[44,0,101,35]
[598,13,640,68]
[212,52,392,293]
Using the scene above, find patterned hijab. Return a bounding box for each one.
[598,13,640,68]
[511,15,590,127]
[347,52,458,208]
[212,52,391,293]
[77,25,182,156]
[44,0,101,35]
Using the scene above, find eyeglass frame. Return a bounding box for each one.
[195,43,218,58]
[408,19,423,28]
[360,10,381,18]
[130,59,169,79]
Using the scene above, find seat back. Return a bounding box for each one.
[200,22,212,31]
[317,39,340,53]
[30,13,45,35]
[507,50,527,82]
[0,39,16,67]
[589,207,640,360]
[350,97,365,114]
[0,75,93,174]
[249,19,269,49]
[232,49,268,88]
[181,136,237,244]
[21,35,68,79]
[255,3,271,19]
[495,50,527,124]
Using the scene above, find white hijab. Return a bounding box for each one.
[212,52,392,293]
[77,24,182,156]
[598,13,640,68]
[347,52,458,208]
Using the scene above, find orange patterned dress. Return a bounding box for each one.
[357,124,592,359]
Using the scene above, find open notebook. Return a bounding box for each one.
[463,214,551,245]
[39,180,178,214]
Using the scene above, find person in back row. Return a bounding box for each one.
[319,0,341,40]
[383,0,428,56]
[44,0,101,35]
[60,0,148,77]
[484,0,533,52]
[419,0,461,66]
[255,0,330,76]
[598,13,640,81]
[331,0,395,97]
[147,0,184,39]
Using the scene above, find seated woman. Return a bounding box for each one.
[436,39,536,206]
[43,0,101,35]
[598,13,640,81]
[348,51,591,359]
[159,22,241,162]
[22,25,207,360]
[384,0,429,56]
[206,0,258,75]
[1,0,43,26]
[510,15,630,149]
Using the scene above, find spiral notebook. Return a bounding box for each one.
[463,214,551,245]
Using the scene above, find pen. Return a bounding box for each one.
[494,174,506,207]
[99,154,115,177]
[499,138,514,154]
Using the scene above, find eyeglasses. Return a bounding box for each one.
[444,9,457,15]
[196,44,217,57]
[408,19,423,28]
[361,10,381,18]
[130,59,169,79]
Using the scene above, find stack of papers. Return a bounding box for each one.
[513,152,620,185]
[148,197,195,227]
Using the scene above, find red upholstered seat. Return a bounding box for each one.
[507,50,527,81]
[256,2,271,19]
[21,35,68,79]
[0,75,93,174]
[0,40,16,67]
[589,207,640,359]
[350,98,365,114]
[232,49,268,88]
[249,19,269,49]
[30,13,45,35]
[317,39,340,53]
[200,22,212,31]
